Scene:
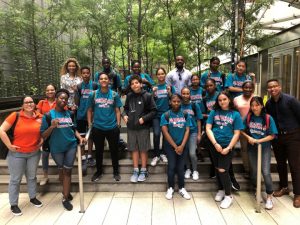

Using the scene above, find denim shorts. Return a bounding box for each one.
[51,148,77,169]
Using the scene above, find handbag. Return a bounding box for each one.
[0,112,20,159]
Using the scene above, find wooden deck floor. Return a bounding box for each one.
[0,191,299,225]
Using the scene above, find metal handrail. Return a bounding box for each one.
[77,127,92,213]
[255,144,262,213]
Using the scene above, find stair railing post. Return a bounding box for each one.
[255,143,262,213]
[77,127,92,213]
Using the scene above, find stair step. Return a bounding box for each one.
[0,173,292,192]
[0,157,279,175]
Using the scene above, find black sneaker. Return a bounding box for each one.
[231,178,241,191]
[62,199,73,211]
[91,172,102,182]
[30,198,43,207]
[62,193,73,201]
[113,173,121,181]
[11,205,22,216]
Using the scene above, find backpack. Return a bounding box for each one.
[0,112,20,159]
[246,113,270,135]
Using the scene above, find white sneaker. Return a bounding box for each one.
[192,171,199,180]
[151,157,160,166]
[220,195,233,209]
[160,154,168,163]
[39,177,49,186]
[184,169,191,179]
[265,197,273,210]
[179,188,191,200]
[165,187,174,200]
[215,190,225,202]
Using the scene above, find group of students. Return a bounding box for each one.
[1,55,299,216]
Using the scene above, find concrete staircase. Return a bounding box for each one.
[0,145,291,193]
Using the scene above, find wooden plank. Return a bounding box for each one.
[266,196,299,225]
[102,197,132,225]
[7,192,57,225]
[193,192,226,225]
[54,192,94,225]
[173,196,201,225]
[276,195,300,219]
[113,192,133,198]
[218,193,252,225]
[78,192,113,225]
[234,192,277,225]
[152,196,176,225]
[0,193,29,225]
[127,197,152,225]
[30,192,64,225]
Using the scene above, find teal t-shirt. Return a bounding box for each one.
[154,83,175,118]
[77,81,98,120]
[160,110,192,145]
[243,114,278,148]
[40,110,77,153]
[123,73,155,93]
[201,70,224,92]
[88,89,123,130]
[225,73,252,98]
[94,68,122,91]
[206,109,243,147]
[204,92,219,114]
[181,102,203,134]
[190,87,205,113]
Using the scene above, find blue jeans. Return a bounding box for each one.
[248,144,273,194]
[42,151,50,172]
[185,132,198,171]
[51,148,77,169]
[165,141,187,189]
[152,118,165,157]
[7,150,41,205]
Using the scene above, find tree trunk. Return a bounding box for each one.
[238,0,245,58]
[166,0,176,62]
[230,0,237,73]
[137,0,143,63]
[126,0,133,72]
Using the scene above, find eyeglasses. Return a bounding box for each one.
[23,101,34,104]
[178,72,182,81]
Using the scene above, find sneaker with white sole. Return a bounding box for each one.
[151,157,160,166]
[11,205,22,216]
[179,188,191,200]
[220,195,233,209]
[184,169,191,179]
[39,177,49,186]
[265,197,273,210]
[160,154,168,163]
[30,198,43,207]
[165,187,174,200]
[192,171,199,180]
[138,169,148,182]
[130,169,139,183]
[215,190,225,202]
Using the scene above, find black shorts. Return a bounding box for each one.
[76,120,88,134]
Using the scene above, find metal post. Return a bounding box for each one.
[255,144,262,213]
[77,127,92,213]
[77,144,85,213]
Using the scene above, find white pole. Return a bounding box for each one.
[255,144,262,213]
[77,144,85,213]
[77,127,92,213]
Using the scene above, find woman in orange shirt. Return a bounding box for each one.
[37,84,57,186]
[0,96,44,216]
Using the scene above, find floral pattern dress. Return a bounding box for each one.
[60,73,82,107]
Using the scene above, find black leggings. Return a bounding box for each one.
[92,127,120,175]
